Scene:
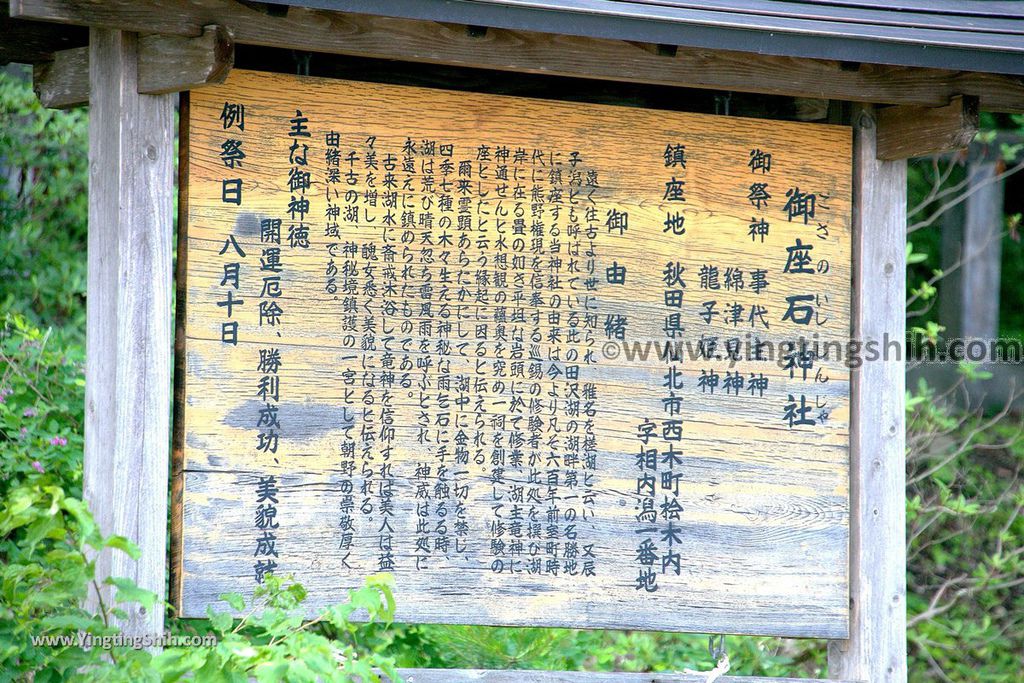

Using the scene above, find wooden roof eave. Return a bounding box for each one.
[6,0,1024,113]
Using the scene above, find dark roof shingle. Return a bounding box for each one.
[270,0,1024,74]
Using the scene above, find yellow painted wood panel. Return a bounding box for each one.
[173,69,852,638]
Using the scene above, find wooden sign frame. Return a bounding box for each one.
[65,15,908,683]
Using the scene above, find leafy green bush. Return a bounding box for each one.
[0,481,399,682]
[393,625,820,677]
[1,315,402,682]
[906,373,1024,681]
[0,314,153,679]
[155,574,398,683]
[0,480,157,682]
[0,313,85,499]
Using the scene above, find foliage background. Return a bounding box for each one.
[1,66,1022,680]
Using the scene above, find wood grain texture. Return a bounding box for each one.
[137,25,233,95]
[83,28,175,638]
[174,70,852,638]
[826,106,907,681]
[32,25,233,109]
[31,44,86,108]
[10,0,1024,112]
[392,669,861,683]
[875,95,979,161]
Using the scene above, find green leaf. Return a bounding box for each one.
[151,646,209,680]
[38,613,101,633]
[59,496,97,541]
[254,660,290,683]
[103,535,142,560]
[104,576,157,609]
[906,241,928,265]
[208,610,233,633]
[219,592,246,611]
[286,582,307,604]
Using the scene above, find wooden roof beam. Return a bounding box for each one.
[10,0,1024,113]
[876,95,980,161]
[33,25,233,109]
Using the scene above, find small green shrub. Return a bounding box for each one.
[392,625,819,677]
[906,374,1024,681]
[0,480,154,682]
[1,314,402,681]
[154,574,399,683]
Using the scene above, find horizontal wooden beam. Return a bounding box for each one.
[876,95,979,160]
[32,24,233,108]
[393,669,862,682]
[32,44,87,106]
[10,0,1024,112]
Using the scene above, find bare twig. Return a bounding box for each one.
[909,159,1024,233]
[906,227,1005,309]
[908,155,966,220]
[908,398,1015,485]
[912,637,956,683]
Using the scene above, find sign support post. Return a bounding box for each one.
[83,27,175,639]
[827,104,908,682]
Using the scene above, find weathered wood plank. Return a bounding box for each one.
[83,28,175,637]
[826,106,907,681]
[175,70,852,638]
[793,98,829,122]
[138,25,233,95]
[10,0,1024,112]
[392,669,862,683]
[875,95,979,160]
[32,24,233,108]
[31,44,85,108]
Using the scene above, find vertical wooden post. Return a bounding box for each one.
[938,177,966,341]
[961,153,1004,342]
[940,147,1004,343]
[84,28,175,637]
[827,105,908,682]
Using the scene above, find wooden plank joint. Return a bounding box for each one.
[33,24,234,108]
[875,94,979,160]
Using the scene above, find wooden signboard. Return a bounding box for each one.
[172,69,852,638]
